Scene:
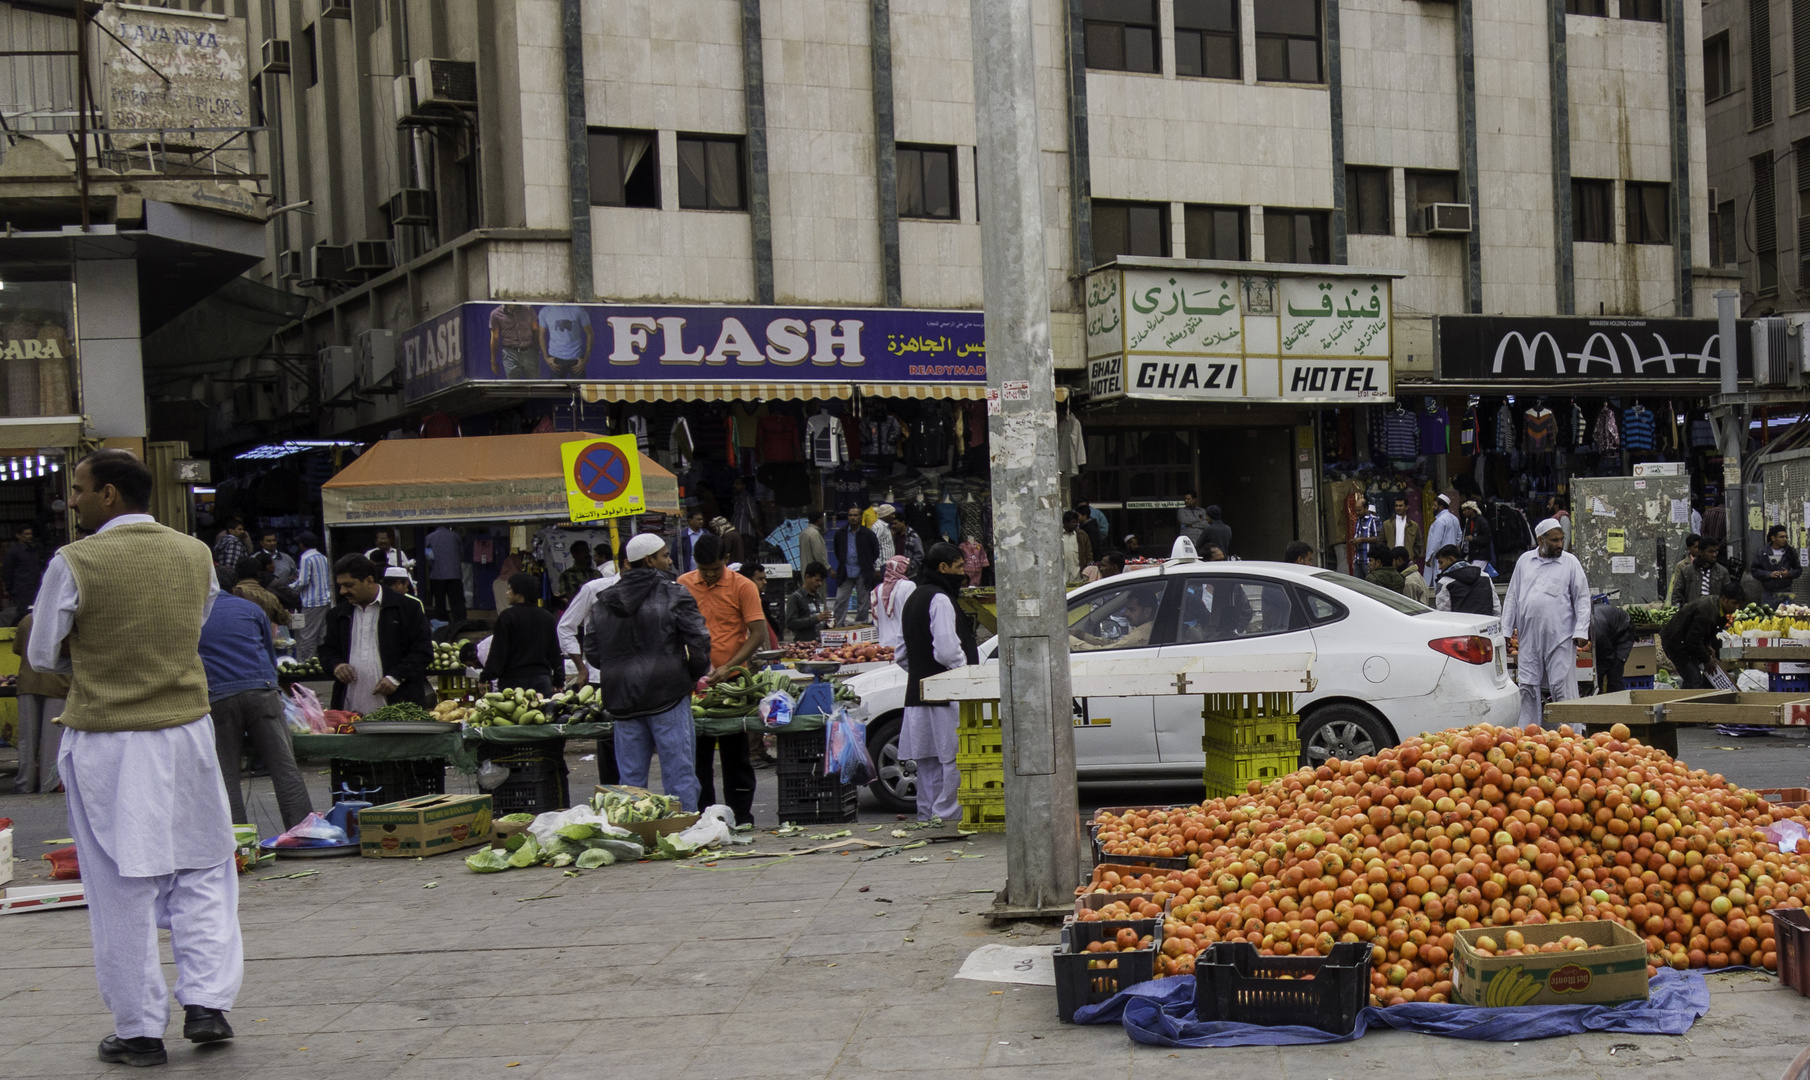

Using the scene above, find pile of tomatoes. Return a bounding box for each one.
[1086,722,1810,1006]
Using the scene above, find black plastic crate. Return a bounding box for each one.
[329,759,445,803]
[776,771,858,824]
[1053,929,1161,1023]
[776,729,826,771]
[1194,941,1374,1034]
[487,754,571,816]
[1067,894,1170,950]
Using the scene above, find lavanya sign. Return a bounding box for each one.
[400,302,987,402]
[1085,262,1395,404]
[97,5,250,140]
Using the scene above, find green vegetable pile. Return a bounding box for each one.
[541,684,607,725]
[595,787,681,824]
[1734,602,1777,622]
[278,656,323,676]
[468,687,548,727]
[1628,605,1677,628]
[429,641,466,671]
[463,819,645,873]
[691,667,795,719]
[359,702,436,724]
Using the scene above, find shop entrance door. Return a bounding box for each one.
[1196,427,1294,562]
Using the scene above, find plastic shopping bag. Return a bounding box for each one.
[759,689,795,728]
[272,812,349,848]
[289,683,330,734]
[824,707,876,786]
[43,845,79,880]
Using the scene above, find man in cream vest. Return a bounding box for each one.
[29,449,239,1067]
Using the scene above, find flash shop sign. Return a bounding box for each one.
[1085,261,1397,404]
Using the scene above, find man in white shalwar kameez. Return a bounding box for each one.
[1500,518,1592,728]
[1423,495,1463,587]
[31,449,240,1067]
[897,544,979,824]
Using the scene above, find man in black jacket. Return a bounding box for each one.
[785,562,832,642]
[481,573,563,694]
[1434,545,1500,615]
[899,543,979,823]
[1661,582,1743,690]
[3,523,42,624]
[1590,596,1635,694]
[317,554,435,712]
[831,506,880,626]
[586,532,709,810]
[1753,525,1803,602]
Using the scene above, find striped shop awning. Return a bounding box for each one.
[576,382,1022,403]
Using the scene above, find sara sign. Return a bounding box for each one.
[1085,261,1395,403]
[401,302,987,402]
[97,5,250,143]
[561,437,645,522]
[1438,316,1755,383]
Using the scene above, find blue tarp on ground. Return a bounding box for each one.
[1072,968,1712,1047]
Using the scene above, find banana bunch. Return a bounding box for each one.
[1728,616,1810,636]
[1484,965,1542,1008]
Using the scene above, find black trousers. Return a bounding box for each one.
[597,735,620,785]
[696,731,756,826]
[428,577,466,622]
[1676,658,1710,690]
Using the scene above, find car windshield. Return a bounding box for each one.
[1311,571,1432,615]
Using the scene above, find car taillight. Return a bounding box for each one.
[1429,635,1494,665]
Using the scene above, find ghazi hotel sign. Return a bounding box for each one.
[400,302,987,402]
[1085,262,1396,404]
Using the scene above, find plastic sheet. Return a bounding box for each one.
[1072,968,1711,1047]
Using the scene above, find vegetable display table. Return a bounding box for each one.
[291,729,480,774]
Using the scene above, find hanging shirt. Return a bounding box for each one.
[1524,408,1556,452]
[1622,404,1655,452]
[756,414,799,461]
[805,413,848,467]
[1382,410,1419,458]
[1593,404,1620,454]
[1417,402,1450,455]
[1495,404,1517,453]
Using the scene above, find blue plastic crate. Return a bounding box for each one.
[1621,675,1655,691]
[1771,673,1810,694]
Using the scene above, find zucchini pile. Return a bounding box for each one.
[691,667,795,718]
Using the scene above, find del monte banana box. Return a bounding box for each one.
[1451,920,1648,1008]
[361,794,493,858]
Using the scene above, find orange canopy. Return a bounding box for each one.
[321,432,679,526]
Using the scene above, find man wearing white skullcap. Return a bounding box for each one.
[1501,518,1592,728]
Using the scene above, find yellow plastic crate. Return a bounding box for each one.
[1201,714,1300,757]
[1201,692,1296,721]
[959,765,1004,793]
[958,699,1002,731]
[958,727,1003,759]
[1202,740,1303,799]
[957,791,1006,832]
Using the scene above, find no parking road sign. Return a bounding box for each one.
[561,436,645,521]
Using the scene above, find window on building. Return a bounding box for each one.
[1263,208,1331,264]
[1754,0,1775,127]
[1572,179,1613,243]
[1712,198,1736,266]
[1174,0,1239,80]
[1255,0,1321,83]
[1183,204,1248,260]
[303,23,318,88]
[1404,170,1459,236]
[897,145,957,220]
[676,134,745,211]
[1625,182,1670,244]
[1704,32,1731,100]
[1796,0,1810,110]
[587,129,660,208]
[1083,0,1159,74]
[1093,199,1170,259]
[1620,0,1662,21]
[1565,0,1607,14]
[1755,151,1778,292]
[1798,149,1810,289]
[1345,167,1391,236]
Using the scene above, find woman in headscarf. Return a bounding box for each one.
[870,555,915,661]
[897,543,979,824]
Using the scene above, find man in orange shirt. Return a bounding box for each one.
[678,533,768,825]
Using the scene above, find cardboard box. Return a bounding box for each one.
[820,624,878,646]
[1623,644,1657,678]
[592,787,698,848]
[490,818,530,850]
[360,794,493,858]
[1451,921,1649,1008]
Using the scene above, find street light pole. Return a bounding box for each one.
[1715,289,1745,568]
[970,0,1081,911]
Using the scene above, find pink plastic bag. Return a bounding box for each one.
[289,683,330,734]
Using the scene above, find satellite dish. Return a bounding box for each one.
[1170,536,1199,562]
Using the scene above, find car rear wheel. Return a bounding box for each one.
[865,711,916,812]
[1298,704,1391,767]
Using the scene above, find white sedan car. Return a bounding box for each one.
[846,559,1521,812]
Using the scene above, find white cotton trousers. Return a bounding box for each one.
[913,758,961,823]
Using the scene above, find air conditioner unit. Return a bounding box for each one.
[307,243,356,285]
[1423,202,1472,235]
[321,0,352,18]
[414,58,478,108]
[347,240,394,273]
[392,75,416,120]
[1751,316,1799,388]
[276,249,303,279]
[319,346,355,404]
[357,329,397,392]
[261,38,291,74]
[388,188,435,226]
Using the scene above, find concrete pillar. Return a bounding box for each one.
[75,259,145,438]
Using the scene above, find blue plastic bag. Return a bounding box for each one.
[824,707,875,784]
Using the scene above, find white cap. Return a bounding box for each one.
[1437,494,1451,506]
[1535,517,1563,538]
[383,566,411,581]
[624,532,666,564]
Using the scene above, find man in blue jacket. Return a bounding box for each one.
[201,592,312,830]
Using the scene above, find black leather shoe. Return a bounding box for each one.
[181,1006,234,1043]
[98,1035,167,1067]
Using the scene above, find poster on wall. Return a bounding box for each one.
[96,5,251,153]
[401,302,988,403]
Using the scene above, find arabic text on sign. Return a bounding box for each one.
[1001,381,1030,401]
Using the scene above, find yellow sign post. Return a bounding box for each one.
[561,436,646,565]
